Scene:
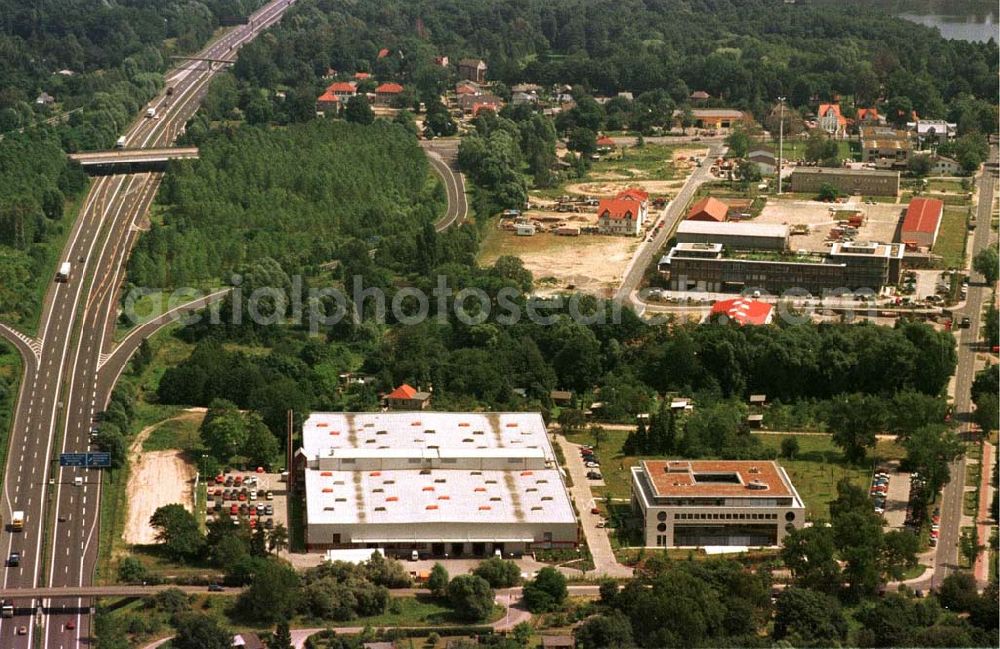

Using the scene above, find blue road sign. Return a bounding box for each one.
[60,452,111,468]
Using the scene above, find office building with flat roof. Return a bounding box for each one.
[676,221,789,251]
[299,412,577,556]
[631,460,805,547]
[790,167,900,196]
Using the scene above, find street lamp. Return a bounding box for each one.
[777,97,786,195]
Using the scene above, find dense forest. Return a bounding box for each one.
[218,0,997,132]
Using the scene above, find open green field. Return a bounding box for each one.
[531,142,682,199]
[143,413,204,452]
[933,206,970,269]
[779,140,856,162]
[564,427,903,521]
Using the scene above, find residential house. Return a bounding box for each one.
[327,81,357,99]
[677,108,748,130]
[455,80,482,96]
[383,383,432,410]
[315,90,340,114]
[35,92,54,106]
[511,91,538,105]
[930,155,961,175]
[472,102,499,117]
[458,93,501,114]
[855,107,883,126]
[232,633,266,649]
[434,55,449,67]
[597,197,644,236]
[908,120,957,145]
[511,83,541,94]
[354,72,371,81]
[374,82,404,106]
[816,103,847,137]
[550,390,573,406]
[377,48,391,59]
[689,90,710,103]
[540,637,575,649]
[686,196,729,222]
[458,58,488,83]
[860,126,911,169]
[747,148,777,175]
[596,135,616,152]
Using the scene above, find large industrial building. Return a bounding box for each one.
[658,240,904,294]
[790,167,900,197]
[675,221,789,251]
[299,411,578,556]
[900,197,944,250]
[631,460,805,547]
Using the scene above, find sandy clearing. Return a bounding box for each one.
[563,180,685,196]
[123,411,203,545]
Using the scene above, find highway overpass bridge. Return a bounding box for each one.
[68,147,199,174]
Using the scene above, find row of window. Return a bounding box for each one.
[671,512,779,521]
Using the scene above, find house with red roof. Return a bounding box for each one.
[458,58,488,83]
[374,82,404,106]
[354,72,371,81]
[900,197,944,250]
[377,48,391,59]
[383,383,432,410]
[816,103,847,137]
[597,198,644,236]
[705,298,774,326]
[326,81,357,98]
[315,90,340,114]
[686,196,729,223]
[596,135,616,152]
[614,187,649,224]
[856,107,883,126]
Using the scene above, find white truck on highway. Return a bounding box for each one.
[11,511,23,531]
[115,135,126,148]
[55,262,71,283]
[145,106,157,119]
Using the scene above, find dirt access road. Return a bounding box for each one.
[123,410,204,545]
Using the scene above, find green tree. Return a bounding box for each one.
[428,562,450,598]
[446,574,495,622]
[268,523,289,554]
[574,611,634,649]
[781,525,841,594]
[907,153,933,178]
[344,95,375,125]
[567,127,597,156]
[557,408,584,432]
[243,414,279,468]
[959,527,984,567]
[827,394,885,463]
[772,587,848,645]
[172,613,231,649]
[473,557,522,588]
[268,621,293,649]
[522,567,567,613]
[725,128,751,158]
[973,393,998,436]
[973,246,998,285]
[735,159,762,190]
[149,504,204,560]
[818,182,841,202]
[237,559,300,625]
[117,556,148,583]
[201,411,248,463]
[903,425,963,495]
[41,187,64,220]
[780,436,799,459]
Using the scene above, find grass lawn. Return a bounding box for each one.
[780,140,855,162]
[933,207,970,269]
[143,414,203,452]
[964,491,978,517]
[563,427,899,522]
[900,564,927,580]
[926,179,968,192]
[965,462,981,486]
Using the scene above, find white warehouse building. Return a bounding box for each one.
[299,411,578,557]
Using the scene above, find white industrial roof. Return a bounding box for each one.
[302,411,554,460]
[677,220,790,239]
[305,467,575,527]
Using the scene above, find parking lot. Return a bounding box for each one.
[874,463,912,530]
[205,471,288,534]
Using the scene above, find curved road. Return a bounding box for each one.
[421,140,469,231]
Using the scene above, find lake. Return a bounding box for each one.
[898,11,998,42]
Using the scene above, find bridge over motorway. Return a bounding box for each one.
[68,147,199,174]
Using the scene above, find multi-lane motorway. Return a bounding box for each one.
[0,2,294,647]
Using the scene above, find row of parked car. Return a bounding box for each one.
[870,471,890,514]
[212,486,273,502]
[581,445,603,480]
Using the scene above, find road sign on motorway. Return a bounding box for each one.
[59,452,111,468]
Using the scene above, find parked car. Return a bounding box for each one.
[265,504,273,515]
[586,471,602,480]
[266,491,274,500]
[208,584,224,592]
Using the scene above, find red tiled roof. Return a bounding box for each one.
[596,135,616,147]
[709,298,774,326]
[472,102,497,116]
[686,196,728,222]
[902,197,943,235]
[327,82,357,93]
[597,198,639,221]
[386,384,418,399]
[818,103,847,126]
[354,72,371,80]
[316,91,340,103]
[616,187,649,203]
[375,82,404,94]
[377,48,390,59]
[456,85,478,95]
[857,107,879,120]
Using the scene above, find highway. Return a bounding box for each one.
[615,143,726,304]
[0,2,295,647]
[929,145,997,592]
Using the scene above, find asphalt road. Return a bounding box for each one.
[420,140,469,231]
[929,146,997,592]
[0,2,294,647]
[614,143,726,303]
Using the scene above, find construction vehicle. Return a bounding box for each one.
[11,511,23,531]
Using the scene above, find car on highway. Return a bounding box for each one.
[7,552,19,567]
[208,584,224,592]
[17,625,26,635]
[66,620,75,630]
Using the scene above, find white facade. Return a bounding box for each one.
[301,412,577,556]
